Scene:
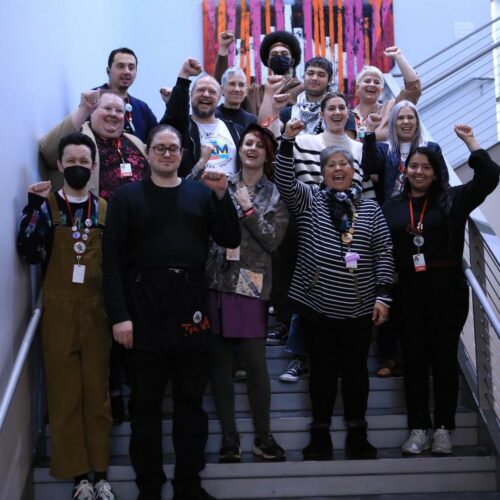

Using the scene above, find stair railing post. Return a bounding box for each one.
[468,220,493,412]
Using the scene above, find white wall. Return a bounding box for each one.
[0,1,497,499]
[0,2,201,499]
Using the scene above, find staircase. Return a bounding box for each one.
[33,316,498,500]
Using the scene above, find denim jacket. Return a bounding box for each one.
[206,172,289,301]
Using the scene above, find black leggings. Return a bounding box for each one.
[210,336,271,436]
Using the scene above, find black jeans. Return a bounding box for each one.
[301,317,372,425]
[129,349,210,496]
[393,270,469,430]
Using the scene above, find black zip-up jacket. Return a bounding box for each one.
[160,77,244,177]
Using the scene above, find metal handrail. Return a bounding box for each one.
[463,258,500,339]
[421,41,500,91]
[393,16,500,75]
[419,76,494,112]
[0,294,42,434]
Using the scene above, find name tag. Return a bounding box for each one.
[120,162,133,177]
[345,251,360,269]
[226,247,240,261]
[413,253,427,272]
[72,264,86,283]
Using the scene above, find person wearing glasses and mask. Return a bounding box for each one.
[103,124,240,500]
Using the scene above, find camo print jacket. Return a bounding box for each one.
[206,171,289,301]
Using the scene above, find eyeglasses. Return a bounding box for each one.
[151,144,183,156]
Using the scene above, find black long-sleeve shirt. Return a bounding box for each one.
[102,178,241,324]
[383,149,499,275]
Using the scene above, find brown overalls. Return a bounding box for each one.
[41,193,112,479]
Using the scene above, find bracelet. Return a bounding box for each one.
[261,115,279,127]
[243,207,256,217]
[281,134,295,141]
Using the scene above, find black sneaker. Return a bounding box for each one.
[252,433,286,461]
[219,432,241,463]
[279,357,309,383]
[266,322,289,346]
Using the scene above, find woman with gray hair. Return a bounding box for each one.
[216,66,258,128]
[362,100,448,206]
[274,118,394,461]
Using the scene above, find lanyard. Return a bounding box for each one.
[125,96,134,128]
[61,190,91,227]
[399,159,405,175]
[408,196,428,234]
[115,136,126,164]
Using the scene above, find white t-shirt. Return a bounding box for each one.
[196,119,237,175]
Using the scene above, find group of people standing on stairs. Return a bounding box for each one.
[15,26,499,500]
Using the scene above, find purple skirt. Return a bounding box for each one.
[209,290,268,338]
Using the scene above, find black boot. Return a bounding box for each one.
[345,425,377,459]
[303,424,333,460]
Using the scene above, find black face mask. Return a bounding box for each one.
[63,165,91,190]
[268,55,293,75]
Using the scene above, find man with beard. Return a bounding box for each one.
[161,58,244,178]
[96,47,158,142]
[215,30,304,116]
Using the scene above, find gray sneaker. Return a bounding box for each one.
[72,479,95,500]
[431,427,453,455]
[401,429,431,455]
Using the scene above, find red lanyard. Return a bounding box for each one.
[399,159,405,174]
[115,136,125,163]
[408,196,428,233]
[61,190,91,227]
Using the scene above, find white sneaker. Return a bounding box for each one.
[432,427,453,455]
[72,479,95,500]
[94,479,117,500]
[401,429,431,455]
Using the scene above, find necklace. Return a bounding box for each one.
[61,190,92,258]
[407,195,428,250]
[341,201,358,244]
[240,176,260,199]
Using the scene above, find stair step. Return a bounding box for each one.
[34,447,496,499]
[40,412,478,459]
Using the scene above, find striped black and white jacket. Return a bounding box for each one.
[275,138,394,321]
